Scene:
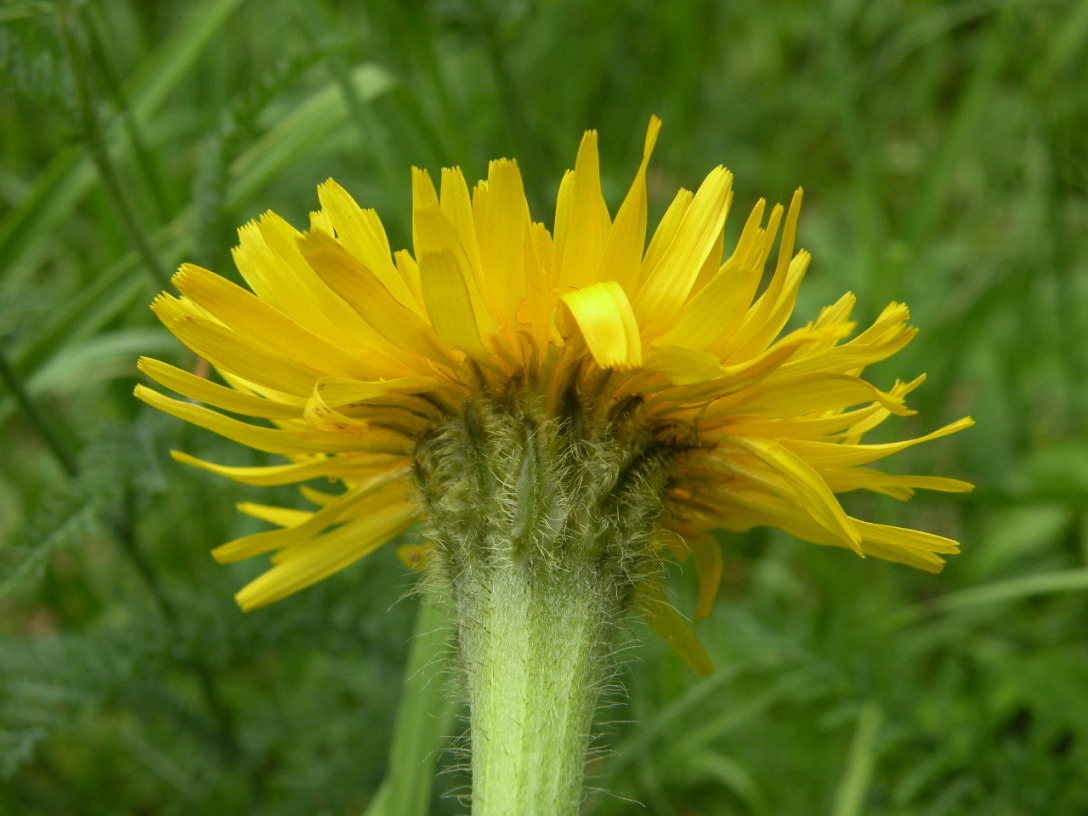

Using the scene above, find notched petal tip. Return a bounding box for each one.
[132,382,155,402]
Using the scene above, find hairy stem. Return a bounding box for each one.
[457,556,617,815]
[417,393,679,814]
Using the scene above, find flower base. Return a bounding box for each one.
[415,392,678,813]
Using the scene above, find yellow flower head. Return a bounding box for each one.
[137,118,972,667]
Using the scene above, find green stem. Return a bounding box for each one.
[457,557,615,816]
[367,595,457,816]
[83,5,172,223]
[0,344,79,477]
[417,397,675,814]
[57,2,172,289]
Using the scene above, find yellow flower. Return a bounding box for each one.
[136,118,972,663]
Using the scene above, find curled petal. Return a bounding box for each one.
[560,281,643,369]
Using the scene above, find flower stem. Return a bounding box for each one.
[416,397,674,814]
[457,556,616,816]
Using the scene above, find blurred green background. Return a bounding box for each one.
[2,0,1087,813]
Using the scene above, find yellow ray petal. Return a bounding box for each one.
[235,499,419,611]
[172,263,381,381]
[137,357,304,419]
[822,468,975,498]
[152,295,323,397]
[642,344,729,384]
[762,190,803,303]
[702,490,956,571]
[309,209,333,235]
[413,204,501,340]
[394,249,425,312]
[171,449,406,486]
[732,189,804,354]
[643,335,808,409]
[752,203,784,267]
[688,223,726,298]
[638,188,693,290]
[599,116,661,296]
[316,179,420,313]
[779,303,917,379]
[551,169,574,271]
[521,222,557,343]
[794,292,858,359]
[655,201,765,351]
[217,370,305,406]
[780,329,918,381]
[834,379,927,441]
[693,408,878,441]
[701,372,911,421]
[419,247,492,363]
[303,382,373,435]
[232,212,384,353]
[411,166,440,237]
[718,436,862,551]
[559,281,642,369]
[298,485,340,507]
[851,520,959,571]
[237,503,312,528]
[298,230,454,364]
[784,417,975,470]
[134,385,410,456]
[686,533,723,623]
[476,159,530,328]
[214,472,412,562]
[696,376,925,439]
[635,166,733,335]
[557,131,612,290]
[313,375,437,406]
[724,250,812,362]
[759,492,957,569]
[440,167,484,279]
[271,491,416,563]
[632,578,712,676]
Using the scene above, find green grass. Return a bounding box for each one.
[2,0,1087,813]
